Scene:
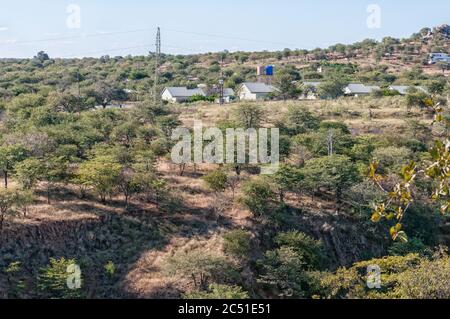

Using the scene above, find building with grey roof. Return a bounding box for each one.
[238,82,278,101]
[161,87,206,103]
[389,85,428,95]
[344,83,381,97]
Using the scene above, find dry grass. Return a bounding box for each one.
[178,96,431,136]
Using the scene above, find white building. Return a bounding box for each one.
[344,84,380,97]
[429,53,450,64]
[238,82,277,101]
[161,87,206,103]
[389,85,428,96]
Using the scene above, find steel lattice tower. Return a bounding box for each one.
[154,27,161,103]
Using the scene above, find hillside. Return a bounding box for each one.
[1,25,449,105]
[1,25,450,300]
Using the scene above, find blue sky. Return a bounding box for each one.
[0,0,449,58]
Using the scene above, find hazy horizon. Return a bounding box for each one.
[0,0,449,58]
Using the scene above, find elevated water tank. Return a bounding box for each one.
[265,65,274,76]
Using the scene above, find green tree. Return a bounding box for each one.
[273,71,300,100]
[165,249,238,290]
[183,284,249,299]
[34,51,50,63]
[0,188,16,231]
[0,145,28,188]
[427,80,446,96]
[38,257,83,299]
[223,230,252,259]
[14,189,35,217]
[234,104,264,129]
[279,106,321,136]
[258,247,312,298]
[14,158,44,190]
[76,155,122,203]
[275,231,325,269]
[406,90,433,111]
[317,79,347,99]
[301,155,360,202]
[88,81,127,109]
[240,178,278,217]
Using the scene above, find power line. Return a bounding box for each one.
[1,26,301,50]
[162,28,301,48]
[58,43,194,58]
[0,28,156,47]
[60,44,152,58]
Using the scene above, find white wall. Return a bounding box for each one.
[239,86,269,101]
[161,90,176,103]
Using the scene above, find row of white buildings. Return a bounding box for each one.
[161,82,278,103]
[161,82,427,103]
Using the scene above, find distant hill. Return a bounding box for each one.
[0,25,448,101]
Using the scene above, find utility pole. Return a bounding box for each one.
[154,27,161,104]
[219,53,225,105]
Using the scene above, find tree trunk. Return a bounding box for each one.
[47,185,51,205]
[3,170,7,189]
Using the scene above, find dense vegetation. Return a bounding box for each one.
[0,26,450,299]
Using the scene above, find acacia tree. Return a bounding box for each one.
[369,101,450,242]
[317,79,347,99]
[0,188,16,232]
[14,157,44,190]
[0,145,27,188]
[273,71,300,100]
[164,249,237,290]
[76,155,122,203]
[88,81,127,109]
[234,104,264,129]
[301,155,359,203]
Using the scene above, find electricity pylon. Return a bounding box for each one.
[154,27,161,104]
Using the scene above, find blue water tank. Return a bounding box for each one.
[265,65,274,76]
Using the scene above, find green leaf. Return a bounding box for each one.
[371,213,381,223]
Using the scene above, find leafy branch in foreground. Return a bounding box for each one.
[369,101,450,242]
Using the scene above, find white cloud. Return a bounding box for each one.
[0,27,9,32]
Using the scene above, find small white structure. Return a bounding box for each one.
[215,88,235,104]
[238,82,277,101]
[389,85,428,95]
[429,53,450,64]
[161,87,206,103]
[344,84,380,97]
[300,82,321,100]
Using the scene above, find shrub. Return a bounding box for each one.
[165,249,238,289]
[223,230,252,259]
[275,231,325,269]
[240,178,278,217]
[388,237,427,256]
[301,155,360,201]
[37,257,84,299]
[203,169,228,192]
[258,247,314,298]
[372,146,412,172]
[183,284,249,299]
[318,254,422,299]
[394,254,450,299]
